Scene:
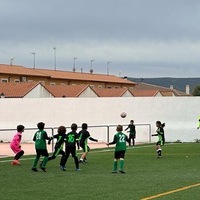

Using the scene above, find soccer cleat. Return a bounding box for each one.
[83,158,88,163]
[112,171,117,173]
[11,160,20,165]
[40,165,46,172]
[79,160,84,164]
[41,167,46,172]
[76,168,81,171]
[11,161,16,165]
[119,170,125,174]
[60,166,66,171]
[157,155,162,158]
[31,167,39,172]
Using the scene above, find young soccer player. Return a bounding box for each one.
[197,118,200,129]
[31,122,50,172]
[10,125,25,165]
[62,123,80,171]
[152,121,165,158]
[79,123,98,163]
[107,125,129,174]
[125,120,136,146]
[48,126,66,169]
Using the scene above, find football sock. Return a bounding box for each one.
[42,157,48,167]
[60,155,65,166]
[14,150,24,160]
[32,156,40,168]
[74,156,79,169]
[119,159,124,171]
[157,149,162,156]
[113,161,118,171]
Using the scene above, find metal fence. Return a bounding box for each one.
[0,123,151,146]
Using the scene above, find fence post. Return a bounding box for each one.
[107,126,110,143]
[51,128,54,153]
[149,124,151,143]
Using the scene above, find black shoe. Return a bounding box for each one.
[60,166,66,171]
[83,159,88,163]
[31,167,39,172]
[79,160,84,164]
[119,170,125,174]
[40,166,46,172]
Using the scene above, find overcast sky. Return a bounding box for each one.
[1,0,200,78]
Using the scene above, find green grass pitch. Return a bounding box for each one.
[0,143,200,200]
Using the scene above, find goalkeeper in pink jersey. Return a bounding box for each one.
[10,125,25,165]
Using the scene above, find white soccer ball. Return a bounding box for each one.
[120,112,127,118]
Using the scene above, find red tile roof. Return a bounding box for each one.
[33,68,136,84]
[0,64,48,77]
[93,88,133,97]
[45,84,97,97]
[132,82,190,96]
[0,64,136,85]
[0,82,46,98]
[131,90,159,97]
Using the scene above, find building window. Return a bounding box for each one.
[115,86,119,89]
[98,85,103,89]
[107,86,112,89]
[14,79,20,83]
[50,82,56,85]
[20,76,27,82]
[60,83,65,85]
[1,79,8,83]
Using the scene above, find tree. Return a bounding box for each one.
[192,85,200,96]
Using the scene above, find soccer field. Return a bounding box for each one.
[0,143,200,200]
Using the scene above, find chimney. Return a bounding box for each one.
[170,85,174,90]
[186,85,190,94]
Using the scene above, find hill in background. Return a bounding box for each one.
[128,77,200,94]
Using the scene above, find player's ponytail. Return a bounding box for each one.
[161,123,165,128]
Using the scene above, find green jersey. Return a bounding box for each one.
[33,130,49,149]
[109,132,128,151]
[125,124,136,135]
[156,127,165,145]
[65,131,79,148]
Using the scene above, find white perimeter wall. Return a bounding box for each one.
[0,97,200,143]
